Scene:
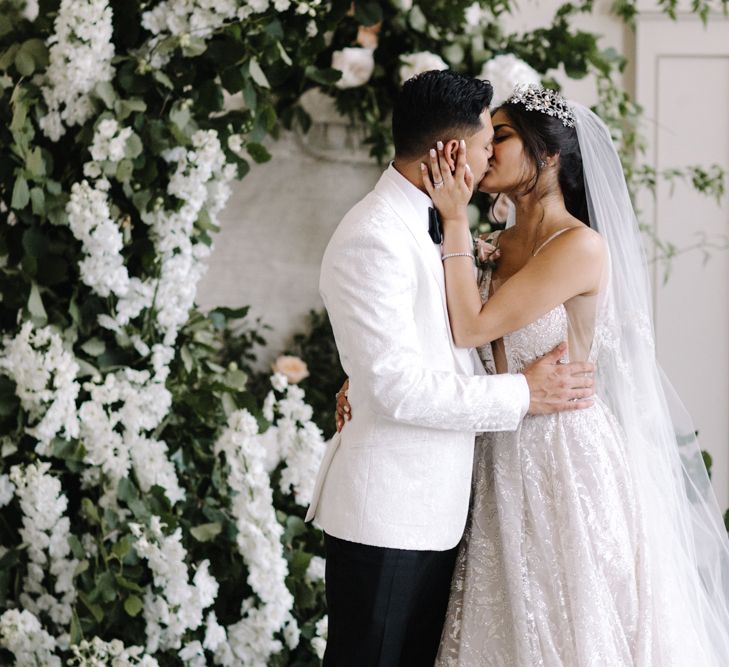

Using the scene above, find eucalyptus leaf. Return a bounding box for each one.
[124,594,144,617]
[14,49,34,76]
[0,45,20,71]
[190,522,222,542]
[249,58,270,89]
[94,80,117,108]
[125,133,143,159]
[81,337,106,357]
[116,159,134,182]
[30,187,45,216]
[11,176,29,210]
[27,282,47,324]
[22,38,48,68]
[79,591,104,623]
[26,147,45,177]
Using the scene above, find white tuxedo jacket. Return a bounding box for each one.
[305,165,529,551]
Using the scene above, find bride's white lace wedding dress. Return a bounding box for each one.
[436,230,714,667]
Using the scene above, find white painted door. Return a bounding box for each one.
[636,12,729,508]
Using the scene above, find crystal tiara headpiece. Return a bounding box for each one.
[505,83,576,128]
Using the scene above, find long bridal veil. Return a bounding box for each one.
[574,103,729,662]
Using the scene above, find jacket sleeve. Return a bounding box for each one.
[320,221,529,433]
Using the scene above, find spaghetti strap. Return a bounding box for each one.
[532,227,575,256]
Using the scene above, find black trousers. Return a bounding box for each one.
[323,532,459,667]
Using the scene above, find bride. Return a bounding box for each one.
[337,85,729,665]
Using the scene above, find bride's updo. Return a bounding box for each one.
[497,100,590,226]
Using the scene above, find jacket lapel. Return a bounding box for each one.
[373,172,474,375]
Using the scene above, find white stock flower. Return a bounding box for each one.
[10,462,78,628]
[0,474,14,507]
[305,555,326,582]
[68,637,159,666]
[213,409,297,665]
[399,51,448,84]
[480,54,541,107]
[78,368,182,504]
[22,0,39,21]
[89,118,135,163]
[40,0,115,140]
[270,372,288,392]
[134,517,219,653]
[267,377,326,507]
[178,640,205,667]
[311,615,328,659]
[0,322,80,453]
[67,179,130,299]
[331,47,375,89]
[0,609,60,667]
[142,0,238,38]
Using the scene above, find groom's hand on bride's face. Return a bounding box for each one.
[523,343,595,415]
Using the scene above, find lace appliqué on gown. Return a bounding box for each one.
[436,262,694,667]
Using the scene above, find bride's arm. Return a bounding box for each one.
[423,143,606,349]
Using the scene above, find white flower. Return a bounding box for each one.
[271,355,309,384]
[311,615,328,658]
[0,609,60,667]
[9,463,78,628]
[69,637,159,666]
[0,474,14,507]
[391,0,413,10]
[331,47,375,89]
[66,179,130,299]
[134,518,218,652]
[213,409,296,665]
[178,641,205,667]
[40,0,115,140]
[227,133,243,153]
[306,556,326,582]
[399,51,448,84]
[271,372,288,392]
[89,118,135,163]
[22,0,39,21]
[203,611,226,651]
[0,322,80,453]
[479,54,541,108]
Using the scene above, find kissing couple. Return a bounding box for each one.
[306,70,729,666]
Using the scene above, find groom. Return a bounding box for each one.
[306,70,595,666]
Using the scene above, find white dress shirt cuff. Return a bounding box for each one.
[516,373,530,419]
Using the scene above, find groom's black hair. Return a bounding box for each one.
[392,70,493,158]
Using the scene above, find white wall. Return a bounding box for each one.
[635,13,729,507]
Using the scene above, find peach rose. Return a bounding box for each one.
[475,238,501,263]
[271,355,310,384]
[356,22,382,49]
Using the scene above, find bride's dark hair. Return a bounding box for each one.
[496,102,590,226]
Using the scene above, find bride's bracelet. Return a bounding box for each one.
[442,252,475,263]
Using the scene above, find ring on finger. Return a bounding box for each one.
[434,180,444,188]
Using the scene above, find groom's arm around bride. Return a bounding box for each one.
[306,70,594,667]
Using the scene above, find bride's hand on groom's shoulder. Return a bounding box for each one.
[523,343,595,415]
[421,139,473,225]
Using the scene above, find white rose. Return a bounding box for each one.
[271,355,310,384]
[331,47,375,89]
[399,51,448,84]
[479,54,541,108]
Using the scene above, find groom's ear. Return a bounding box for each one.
[442,139,459,173]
